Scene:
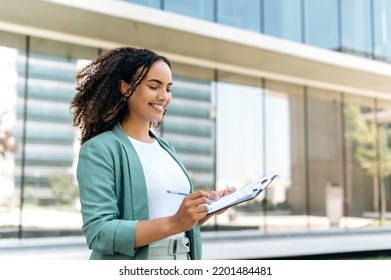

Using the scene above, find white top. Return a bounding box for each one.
[128,137,190,238]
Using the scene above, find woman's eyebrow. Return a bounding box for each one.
[146,78,173,86]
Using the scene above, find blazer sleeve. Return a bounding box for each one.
[76,139,138,257]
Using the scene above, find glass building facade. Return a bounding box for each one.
[1,0,391,242]
[125,0,391,61]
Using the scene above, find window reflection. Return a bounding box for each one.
[306,88,344,229]
[216,82,263,187]
[213,81,264,229]
[0,46,19,234]
[344,95,391,227]
[263,0,303,43]
[164,0,214,21]
[341,0,373,57]
[304,0,339,49]
[0,36,98,238]
[162,76,215,190]
[373,0,391,61]
[16,43,81,237]
[265,80,306,232]
[217,0,261,32]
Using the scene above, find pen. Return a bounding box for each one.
[166,190,216,201]
[167,190,188,196]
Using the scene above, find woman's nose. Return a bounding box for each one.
[158,89,170,101]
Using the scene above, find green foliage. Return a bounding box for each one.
[344,104,390,221]
[48,174,79,206]
[344,104,391,178]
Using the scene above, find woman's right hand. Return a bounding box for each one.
[170,190,213,233]
[134,190,214,248]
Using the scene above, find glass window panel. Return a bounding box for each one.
[374,98,391,227]
[264,80,307,232]
[217,0,261,32]
[3,36,98,238]
[341,0,373,57]
[343,95,377,228]
[213,78,264,231]
[263,0,303,43]
[164,0,214,21]
[0,41,24,236]
[304,0,340,49]
[19,41,78,236]
[380,98,391,228]
[307,88,344,230]
[162,76,215,190]
[373,0,391,61]
[344,95,391,229]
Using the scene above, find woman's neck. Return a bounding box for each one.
[121,120,153,143]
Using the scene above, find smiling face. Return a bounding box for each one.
[125,60,172,127]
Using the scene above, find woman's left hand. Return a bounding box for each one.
[199,186,236,224]
[216,187,236,199]
[210,187,236,215]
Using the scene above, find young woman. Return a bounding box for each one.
[71,47,234,260]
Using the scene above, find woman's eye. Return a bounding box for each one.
[148,85,158,90]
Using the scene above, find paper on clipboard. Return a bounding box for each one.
[206,173,278,215]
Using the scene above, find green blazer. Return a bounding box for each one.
[76,122,202,260]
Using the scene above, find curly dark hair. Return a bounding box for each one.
[70,47,171,145]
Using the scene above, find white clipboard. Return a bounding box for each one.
[206,173,278,215]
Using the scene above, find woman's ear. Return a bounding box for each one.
[119,80,130,95]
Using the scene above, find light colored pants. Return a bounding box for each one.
[148,237,191,260]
